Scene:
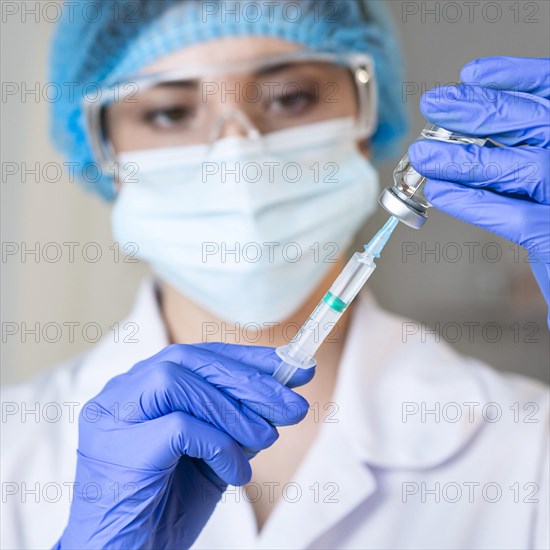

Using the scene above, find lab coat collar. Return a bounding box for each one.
[332,292,489,469]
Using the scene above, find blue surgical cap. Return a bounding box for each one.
[50,0,408,200]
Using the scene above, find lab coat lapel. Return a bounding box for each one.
[257,421,377,549]
[332,291,488,469]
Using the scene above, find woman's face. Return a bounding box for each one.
[106,36,366,156]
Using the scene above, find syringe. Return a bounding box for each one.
[272,215,399,385]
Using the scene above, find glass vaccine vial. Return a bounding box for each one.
[379,123,487,228]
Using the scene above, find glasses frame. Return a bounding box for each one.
[83,50,378,170]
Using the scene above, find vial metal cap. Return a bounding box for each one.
[378,188,427,229]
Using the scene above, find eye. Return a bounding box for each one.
[143,106,196,129]
[269,90,318,116]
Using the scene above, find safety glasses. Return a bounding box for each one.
[83,50,377,168]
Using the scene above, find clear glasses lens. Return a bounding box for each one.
[103,61,360,152]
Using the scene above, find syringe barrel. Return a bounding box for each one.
[329,252,376,303]
[379,122,487,229]
[279,252,376,366]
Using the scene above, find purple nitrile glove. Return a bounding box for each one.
[55,342,313,549]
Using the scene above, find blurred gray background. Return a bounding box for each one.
[2,0,549,384]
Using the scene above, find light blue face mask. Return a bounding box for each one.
[112,117,379,324]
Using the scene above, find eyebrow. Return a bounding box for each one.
[252,63,298,77]
[154,80,199,89]
[148,62,324,90]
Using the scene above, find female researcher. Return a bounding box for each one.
[2,1,549,548]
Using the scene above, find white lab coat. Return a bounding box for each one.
[2,279,549,549]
